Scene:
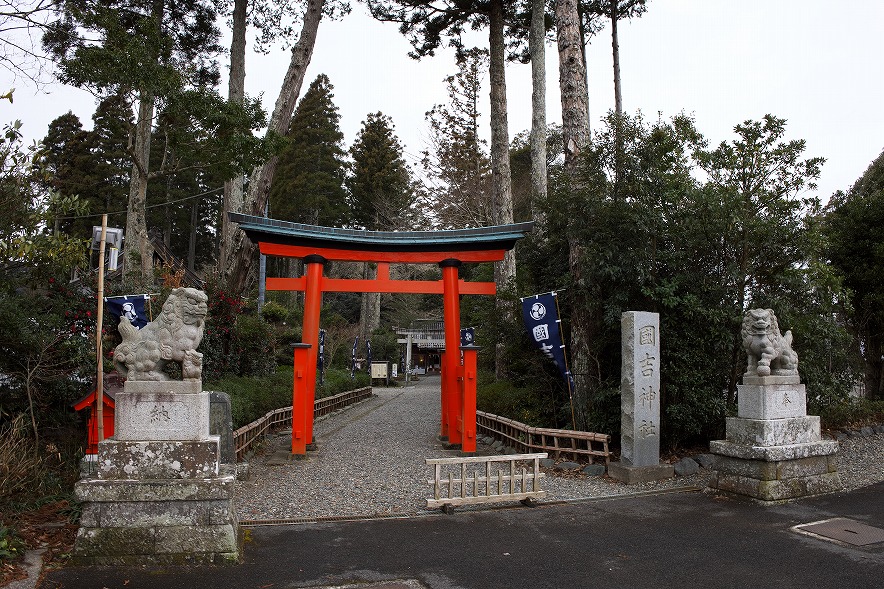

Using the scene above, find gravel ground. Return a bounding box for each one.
[234,377,884,521]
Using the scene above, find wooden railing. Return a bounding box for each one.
[233,386,372,461]
[426,453,547,511]
[476,410,611,466]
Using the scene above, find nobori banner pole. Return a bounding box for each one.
[440,259,462,446]
[96,214,107,442]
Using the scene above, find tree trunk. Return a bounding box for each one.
[556,0,590,172]
[225,0,326,296]
[188,198,198,273]
[123,91,155,287]
[611,0,622,117]
[556,0,591,429]
[360,263,381,343]
[219,0,247,274]
[529,0,548,219]
[489,0,516,378]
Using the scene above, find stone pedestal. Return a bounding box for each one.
[709,375,841,502]
[610,312,673,484]
[73,381,239,565]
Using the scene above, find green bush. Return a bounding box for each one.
[208,367,371,429]
[818,398,884,431]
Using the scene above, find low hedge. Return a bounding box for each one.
[207,367,371,429]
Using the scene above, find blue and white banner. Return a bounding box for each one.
[460,327,475,347]
[350,336,359,378]
[366,339,372,372]
[104,294,150,330]
[318,329,326,385]
[521,292,575,392]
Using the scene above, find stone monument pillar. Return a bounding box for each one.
[609,312,674,484]
[73,288,240,564]
[709,309,841,502]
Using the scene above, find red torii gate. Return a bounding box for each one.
[231,213,533,455]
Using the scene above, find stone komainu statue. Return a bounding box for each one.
[741,308,799,377]
[113,287,209,381]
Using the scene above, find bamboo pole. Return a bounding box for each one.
[96,215,107,443]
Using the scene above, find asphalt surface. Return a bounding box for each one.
[40,481,884,589]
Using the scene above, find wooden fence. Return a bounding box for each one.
[476,410,611,466]
[232,386,373,461]
[426,453,547,510]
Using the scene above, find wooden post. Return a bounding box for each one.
[292,343,311,455]
[96,215,107,442]
[441,259,462,446]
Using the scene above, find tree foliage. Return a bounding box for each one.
[268,74,348,226]
[516,112,853,446]
[825,151,884,400]
[421,48,492,228]
[347,112,414,230]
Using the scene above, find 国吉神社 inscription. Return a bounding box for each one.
[609,312,674,484]
[708,309,841,501]
[73,288,240,564]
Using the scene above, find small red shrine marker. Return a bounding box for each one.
[231,213,533,455]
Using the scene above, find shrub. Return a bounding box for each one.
[0,415,50,503]
[207,367,371,429]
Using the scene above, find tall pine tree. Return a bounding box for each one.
[348,112,414,231]
[268,74,348,226]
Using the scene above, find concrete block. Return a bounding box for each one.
[75,474,235,503]
[96,500,235,528]
[209,391,235,464]
[608,461,674,485]
[95,439,220,479]
[724,416,821,447]
[154,524,238,555]
[73,526,156,558]
[737,382,806,420]
[124,380,203,395]
[114,390,210,441]
[709,439,839,462]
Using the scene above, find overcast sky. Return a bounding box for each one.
[3,0,882,203]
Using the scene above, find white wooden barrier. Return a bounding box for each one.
[426,453,547,510]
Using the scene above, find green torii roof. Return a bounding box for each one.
[229,213,534,253]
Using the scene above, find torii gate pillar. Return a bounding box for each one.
[440,259,462,445]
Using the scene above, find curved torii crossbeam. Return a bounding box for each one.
[231,213,533,455]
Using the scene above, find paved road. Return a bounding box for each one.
[37,378,884,588]
[41,481,884,588]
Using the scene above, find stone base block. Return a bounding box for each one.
[709,440,842,501]
[710,471,842,502]
[608,461,674,485]
[95,438,220,479]
[737,382,806,420]
[724,416,821,447]
[710,439,838,462]
[115,390,210,441]
[73,473,238,565]
[124,380,203,394]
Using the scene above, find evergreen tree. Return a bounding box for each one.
[825,151,884,400]
[348,112,414,230]
[422,49,493,229]
[269,74,348,226]
[43,0,273,285]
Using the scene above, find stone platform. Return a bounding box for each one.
[709,375,841,502]
[73,380,239,565]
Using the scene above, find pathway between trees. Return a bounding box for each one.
[234,376,708,521]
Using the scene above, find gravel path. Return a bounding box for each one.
[234,377,884,521]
